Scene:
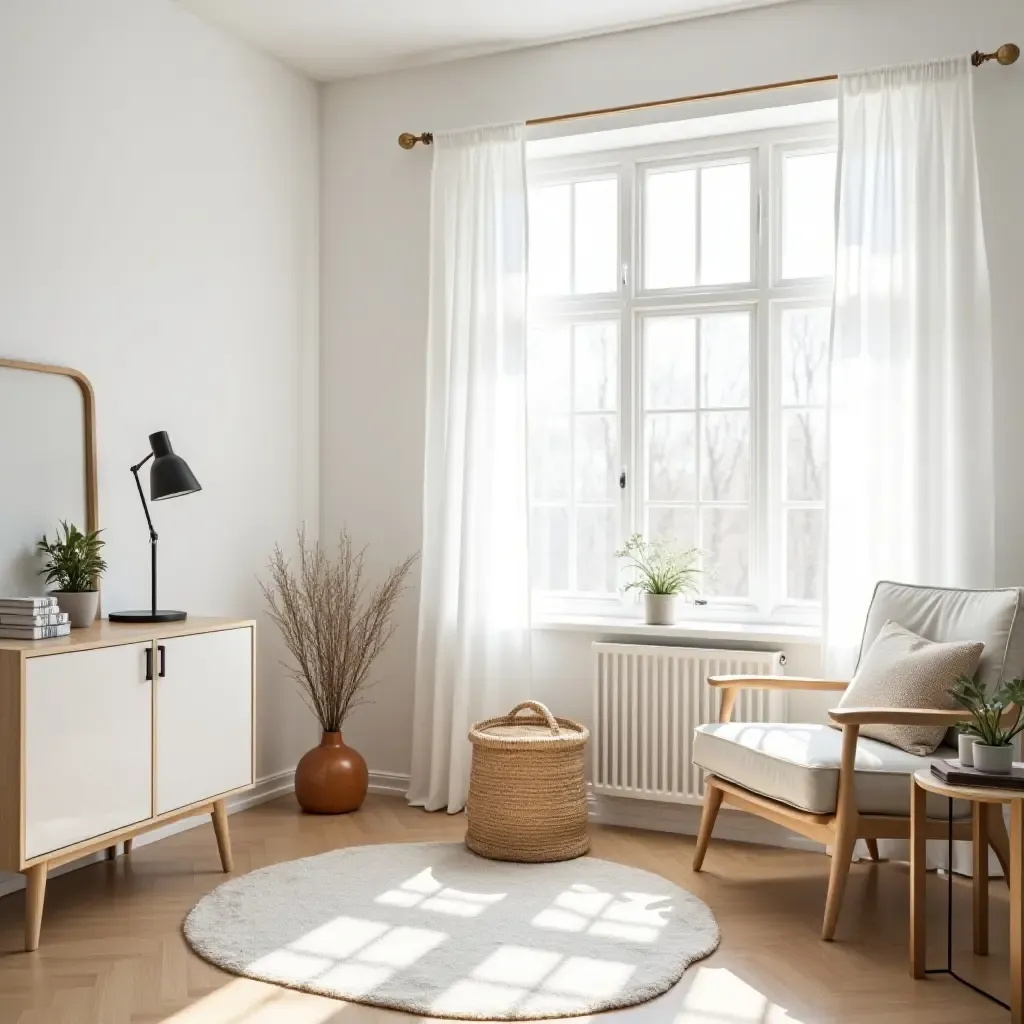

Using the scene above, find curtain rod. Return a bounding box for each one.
[397,42,1019,149]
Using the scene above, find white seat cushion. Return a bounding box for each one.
[693,722,969,818]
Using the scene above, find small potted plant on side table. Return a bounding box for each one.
[37,521,107,628]
[950,674,1024,774]
[615,534,702,626]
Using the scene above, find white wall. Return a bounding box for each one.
[0,0,320,781]
[321,0,1024,779]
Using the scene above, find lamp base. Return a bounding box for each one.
[108,610,187,623]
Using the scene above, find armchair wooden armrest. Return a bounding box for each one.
[709,675,848,692]
[829,706,1019,727]
[711,675,849,723]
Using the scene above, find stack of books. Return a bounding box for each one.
[0,596,71,639]
[931,758,1024,791]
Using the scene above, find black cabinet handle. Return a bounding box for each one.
[158,645,166,678]
[145,647,153,681]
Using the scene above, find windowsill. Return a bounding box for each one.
[531,614,821,646]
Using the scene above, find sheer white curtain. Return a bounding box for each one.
[407,124,532,813]
[824,58,994,676]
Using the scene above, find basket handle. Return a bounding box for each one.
[505,700,560,734]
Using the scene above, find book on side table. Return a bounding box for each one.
[931,758,1024,791]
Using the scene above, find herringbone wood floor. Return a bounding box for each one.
[0,792,1013,1023]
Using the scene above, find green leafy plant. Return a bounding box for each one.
[949,674,1024,747]
[614,533,702,596]
[37,521,107,593]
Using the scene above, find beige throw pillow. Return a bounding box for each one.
[833,620,984,755]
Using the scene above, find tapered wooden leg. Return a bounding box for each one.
[988,802,1011,882]
[865,839,881,862]
[211,800,233,872]
[822,724,860,942]
[105,845,117,861]
[123,838,133,855]
[910,780,927,978]
[1010,802,1022,1024]
[973,801,989,956]
[693,782,724,871]
[24,863,47,952]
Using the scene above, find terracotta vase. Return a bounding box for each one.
[295,732,368,813]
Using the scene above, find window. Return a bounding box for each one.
[527,121,836,623]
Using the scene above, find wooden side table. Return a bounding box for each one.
[911,768,1023,1023]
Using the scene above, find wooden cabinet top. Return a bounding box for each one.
[0,617,255,657]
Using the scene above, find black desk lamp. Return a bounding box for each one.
[109,431,201,623]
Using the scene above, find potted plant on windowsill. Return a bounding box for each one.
[949,674,1024,774]
[260,528,417,814]
[615,533,702,626]
[37,521,107,628]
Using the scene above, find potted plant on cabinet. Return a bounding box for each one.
[37,521,107,627]
[949,674,1024,774]
[261,528,416,813]
[615,533,702,626]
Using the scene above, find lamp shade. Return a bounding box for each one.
[148,430,201,501]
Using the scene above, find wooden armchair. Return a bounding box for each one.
[691,581,1024,941]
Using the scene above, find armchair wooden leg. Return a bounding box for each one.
[910,777,927,978]
[988,802,1011,882]
[865,839,881,862]
[24,863,47,952]
[211,800,233,873]
[123,838,133,855]
[822,724,860,942]
[693,781,724,872]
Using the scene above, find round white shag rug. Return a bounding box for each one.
[184,841,719,1020]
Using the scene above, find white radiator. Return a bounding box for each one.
[592,642,786,804]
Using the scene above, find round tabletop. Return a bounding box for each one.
[914,766,1024,804]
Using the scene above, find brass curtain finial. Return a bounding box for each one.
[972,42,1020,66]
[398,132,433,149]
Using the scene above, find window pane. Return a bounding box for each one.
[782,150,836,279]
[701,412,749,502]
[701,507,749,597]
[575,415,617,500]
[645,413,696,501]
[529,415,570,502]
[781,307,830,406]
[530,506,569,591]
[787,508,824,601]
[647,506,697,551]
[644,316,695,410]
[701,313,750,408]
[644,168,696,289]
[527,325,569,415]
[574,322,617,412]
[700,161,751,285]
[574,179,617,294]
[784,409,826,501]
[528,184,570,295]
[577,506,617,593]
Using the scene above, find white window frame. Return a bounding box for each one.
[527,121,837,626]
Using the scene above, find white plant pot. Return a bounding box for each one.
[972,742,1014,775]
[644,593,677,626]
[957,732,976,767]
[56,590,99,628]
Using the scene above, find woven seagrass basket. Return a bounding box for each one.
[466,700,590,863]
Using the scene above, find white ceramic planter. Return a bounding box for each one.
[958,732,976,767]
[972,742,1014,775]
[644,593,677,626]
[56,590,99,628]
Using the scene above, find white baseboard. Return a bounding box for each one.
[0,768,297,901]
[368,770,413,796]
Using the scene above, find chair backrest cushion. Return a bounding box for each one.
[856,581,1024,693]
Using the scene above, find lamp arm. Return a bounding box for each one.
[131,455,157,542]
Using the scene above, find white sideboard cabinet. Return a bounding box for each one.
[0,617,255,951]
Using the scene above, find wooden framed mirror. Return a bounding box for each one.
[0,359,99,603]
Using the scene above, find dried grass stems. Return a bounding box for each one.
[260,529,417,734]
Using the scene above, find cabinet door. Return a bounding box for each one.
[155,627,252,815]
[25,643,152,860]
